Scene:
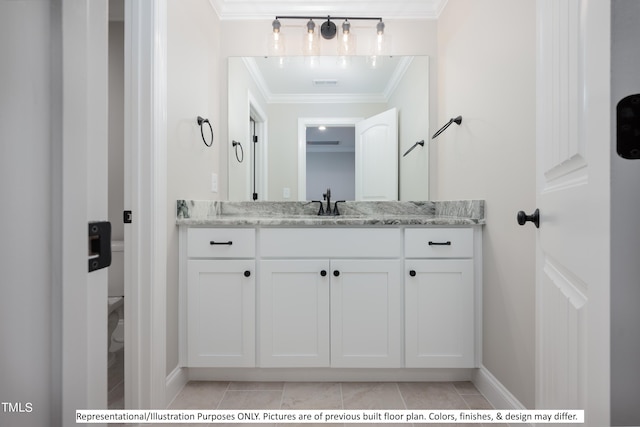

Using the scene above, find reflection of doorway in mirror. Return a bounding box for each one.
[249,96,268,200]
[306,126,356,201]
[298,109,398,201]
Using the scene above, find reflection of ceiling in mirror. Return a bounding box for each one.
[209,0,446,19]
[243,56,414,103]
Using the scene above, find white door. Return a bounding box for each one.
[259,260,330,367]
[187,260,255,367]
[355,108,398,201]
[404,259,474,368]
[330,259,402,368]
[62,0,109,424]
[534,1,610,424]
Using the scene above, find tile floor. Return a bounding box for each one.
[154,380,497,427]
[108,348,125,409]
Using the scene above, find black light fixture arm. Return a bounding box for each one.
[275,16,382,22]
[275,16,383,40]
[432,115,462,139]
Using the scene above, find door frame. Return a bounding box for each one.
[297,117,362,200]
[60,1,109,424]
[123,0,168,409]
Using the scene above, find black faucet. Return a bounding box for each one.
[323,188,332,215]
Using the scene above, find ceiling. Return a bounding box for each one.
[243,55,414,103]
[208,0,447,20]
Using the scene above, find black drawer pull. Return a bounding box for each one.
[244,270,251,277]
[333,270,340,277]
[409,270,417,277]
[320,270,327,277]
[428,241,451,246]
[210,241,233,245]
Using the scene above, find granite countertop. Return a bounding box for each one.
[176,200,485,227]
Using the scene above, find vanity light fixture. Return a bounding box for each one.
[271,16,385,57]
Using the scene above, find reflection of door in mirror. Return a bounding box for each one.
[300,108,398,201]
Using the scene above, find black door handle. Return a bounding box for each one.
[517,209,540,228]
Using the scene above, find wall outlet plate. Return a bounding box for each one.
[211,172,218,192]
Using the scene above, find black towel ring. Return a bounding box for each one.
[232,140,244,163]
[197,116,213,147]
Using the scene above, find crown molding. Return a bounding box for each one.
[209,0,446,20]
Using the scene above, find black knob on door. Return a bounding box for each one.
[333,270,340,277]
[320,270,327,277]
[517,209,540,228]
[244,270,251,277]
[409,270,416,277]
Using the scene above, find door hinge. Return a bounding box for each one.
[253,135,258,143]
[123,210,132,224]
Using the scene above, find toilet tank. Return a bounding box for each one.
[108,241,125,297]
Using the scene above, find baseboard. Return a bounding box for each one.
[473,365,527,410]
[165,366,188,408]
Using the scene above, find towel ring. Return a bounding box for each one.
[197,116,213,147]
[232,140,244,163]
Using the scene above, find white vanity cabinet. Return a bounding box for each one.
[180,224,481,373]
[258,228,403,368]
[184,228,256,367]
[404,228,476,368]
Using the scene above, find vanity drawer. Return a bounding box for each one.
[260,228,402,258]
[404,228,473,258]
[187,228,255,258]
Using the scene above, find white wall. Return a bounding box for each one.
[166,0,220,375]
[387,56,430,200]
[437,0,536,408]
[0,2,55,425]
[611,1,640,424]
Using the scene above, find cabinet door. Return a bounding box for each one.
[405,259,474,368]
[330,259,402,368]
[187,260,255,367]
[259,260,330,367]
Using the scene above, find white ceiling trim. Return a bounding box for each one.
[208,0,446,20]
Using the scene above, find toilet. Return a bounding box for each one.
[108,240,125,367]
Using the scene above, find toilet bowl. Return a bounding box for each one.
[108,241,125,366]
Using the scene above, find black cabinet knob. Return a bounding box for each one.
[409,270,416,277]
[243,270,251,277]
[320,270,327,277]
[333,270,340,277]
[517,209,540,228]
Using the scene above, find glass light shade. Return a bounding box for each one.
[338,29,356,56]
[302,25,320,56]
[268,31,285,57]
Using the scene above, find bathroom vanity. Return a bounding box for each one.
[177,200,484,381]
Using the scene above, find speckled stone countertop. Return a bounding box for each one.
[176,200,485,227]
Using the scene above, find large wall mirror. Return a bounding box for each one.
[227,55,429,201]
